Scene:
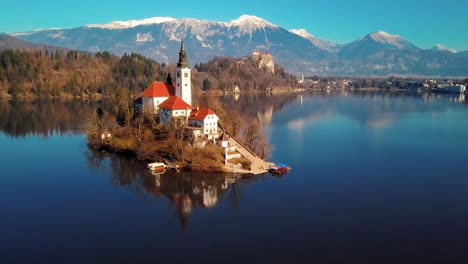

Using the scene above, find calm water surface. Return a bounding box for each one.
[1,93,468,263]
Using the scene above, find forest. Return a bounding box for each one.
[0,48,297,99]
[0,49,170,98]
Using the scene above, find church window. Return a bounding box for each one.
[184,73,188,78]
[177,72,180,77]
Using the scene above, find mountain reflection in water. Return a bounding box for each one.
[1,91,464,138]
[269,91,466,128]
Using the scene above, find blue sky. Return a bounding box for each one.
[2,0,468,51]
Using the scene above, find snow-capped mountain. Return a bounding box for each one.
[288,28,313,39]
[13,15,329,74]
[339,31,419,59]
[86,17,176,29]
[228,15,277,31]
[430,44,456,53]
[289,29,339,52]
[335,31,468,76]
[367,31,417,49]
[11,16,468,76]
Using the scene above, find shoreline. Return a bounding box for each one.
[90,143,257,175]
[2,87,462,101]
[0,92,108,101]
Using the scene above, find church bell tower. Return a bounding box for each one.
[175,38,192,106]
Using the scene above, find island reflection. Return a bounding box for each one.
[87,150,260,230]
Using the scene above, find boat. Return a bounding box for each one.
[277,163,291,172]
[268,163,291,174]
[147,162,167,172]
[150,169,166,176]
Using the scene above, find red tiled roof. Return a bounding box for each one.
[141,82,175,97]
[159,96,192,110]
[188,107,216,121]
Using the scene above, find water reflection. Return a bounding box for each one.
[87,150,256,230]
[3,91,462,138]
[198,93,298,121]
[0,99,111,137]
[205,91,467,135]
[2,92,467,262]
[267,91,467,130]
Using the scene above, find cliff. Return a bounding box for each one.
[250,51,275,74]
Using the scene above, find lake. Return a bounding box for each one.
[1,92,468,263]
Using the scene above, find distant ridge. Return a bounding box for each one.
[0,33,43,49]
[0,33,66,51]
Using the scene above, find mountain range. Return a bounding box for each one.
[8,15,468,77]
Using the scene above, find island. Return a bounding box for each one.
[87,40,276,175]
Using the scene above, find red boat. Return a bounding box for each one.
[268,163,291,174]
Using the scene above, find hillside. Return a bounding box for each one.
[0,48,171,98]
[193,52,296,92]
[0,46,297,99]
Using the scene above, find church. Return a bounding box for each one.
[139,39,192,114]
[138,39,219,140]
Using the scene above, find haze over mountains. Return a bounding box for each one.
[0,33,67,52]
[9,15,468,77]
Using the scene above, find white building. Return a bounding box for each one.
[159,96,192,126]
[219,133,230,148]
[188,107,219,140]
[140,74,175,114]
[298,74,304,84]
[175,38,192,106]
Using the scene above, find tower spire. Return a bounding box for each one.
[175,37,191,106]
[177,37,188,68]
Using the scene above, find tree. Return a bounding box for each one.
[202,78,210,91]
[96,107,104,120]
[224,108,242,137]
[166,125,187,162]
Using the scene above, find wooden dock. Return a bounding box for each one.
[221,129,275,175]
[166,164,181,172]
